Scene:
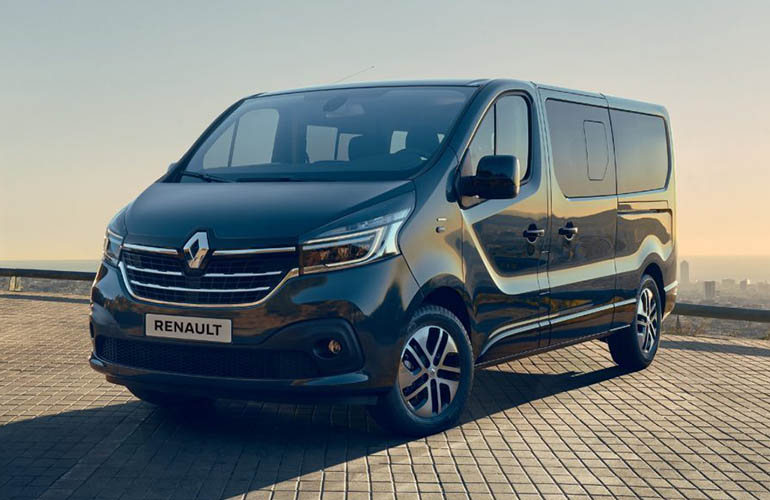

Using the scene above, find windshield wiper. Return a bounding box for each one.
[236,177,301,182]
[180,171,234,183]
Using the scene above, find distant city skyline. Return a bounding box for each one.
[676,255,770,284]
[2,1,769,259]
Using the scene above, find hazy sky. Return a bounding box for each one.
[1,0,768,260]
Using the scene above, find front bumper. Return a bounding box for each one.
[89,255,421,403]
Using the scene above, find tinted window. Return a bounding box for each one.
[583,121,609,181]
[182,86,475,182]
[463,95,530,181]
[305,125,337,162]
[231,109,279,167]
[203,123,234,169]
[496,95,530,179]
[546,99,615,198]
[336,133,360,161]
[611,110,669,194]
[465,111,495,176]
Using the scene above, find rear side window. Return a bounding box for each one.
[611,110,670,194]
[546,99,615,198]
[583,121,609,181]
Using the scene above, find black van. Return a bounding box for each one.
[90,79,677,435]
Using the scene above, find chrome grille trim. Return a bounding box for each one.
[122,243,178,255]
[125,264,184,276]
[204,271,282,278]
[129,280,270,293]
[119,262,299,308]
[213,246,296,256]
[118,239,299,308]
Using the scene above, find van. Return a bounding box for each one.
[90,79,677,435]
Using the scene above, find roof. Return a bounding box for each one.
[257,79,490,97]
[250,78,667,115]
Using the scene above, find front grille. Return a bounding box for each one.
[96,336,319,379]
[121,247,297,306]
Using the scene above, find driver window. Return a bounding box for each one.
[463,110,495,177]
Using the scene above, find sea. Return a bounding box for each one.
[0,260,102,273]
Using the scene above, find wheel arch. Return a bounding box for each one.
[410,276,478,354]
[642,262,666,310]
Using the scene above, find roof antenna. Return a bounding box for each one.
[332,65,375,84]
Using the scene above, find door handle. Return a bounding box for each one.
[523,225,545,242]
[558,223,578,240]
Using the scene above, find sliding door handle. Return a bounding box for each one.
[523,224,545,242]
[558,223,578,240]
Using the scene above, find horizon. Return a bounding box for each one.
[4,253,770,263]
[2,1,769,259]
[4,255,770,284]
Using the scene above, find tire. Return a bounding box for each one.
[368,305,474,436]
[128,387,213,409]
[608,274,662,371]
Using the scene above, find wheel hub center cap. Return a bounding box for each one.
[429,367,437,377]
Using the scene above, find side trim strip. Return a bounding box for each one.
[480,297,639,357]
[549,302,615,326]
[664,281,679,292]
[477,328,615,368]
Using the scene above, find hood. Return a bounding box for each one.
[123,180,413,248]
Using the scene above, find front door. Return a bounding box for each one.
[541,91,618,346]
[461,92,550,364]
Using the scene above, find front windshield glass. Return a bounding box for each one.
[179,86,475,182]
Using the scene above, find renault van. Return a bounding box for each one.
[90,79,677,435]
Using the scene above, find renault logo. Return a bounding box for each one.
[183,232,209,269]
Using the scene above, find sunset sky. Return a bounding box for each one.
[1,0,768,260]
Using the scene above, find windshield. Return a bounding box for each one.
[178,86,475,182]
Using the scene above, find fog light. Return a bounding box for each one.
[327,339,342,355]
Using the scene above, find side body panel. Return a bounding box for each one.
[607,96,677,325]
[397,82,678,369]
[462,88,550,363]
[539,90,618,346]
[403,80,551,361]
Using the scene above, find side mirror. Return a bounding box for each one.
[167,162,178,173]
[462,155,520,200]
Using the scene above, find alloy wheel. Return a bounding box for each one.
[636,287,660,355]
[398,325,462,418]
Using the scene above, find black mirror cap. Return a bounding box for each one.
[464,155,521,200]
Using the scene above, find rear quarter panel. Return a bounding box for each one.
[608,98,677,326]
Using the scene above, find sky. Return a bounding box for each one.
[1,0,768,260]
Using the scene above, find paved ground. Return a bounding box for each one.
[1,293,770,500]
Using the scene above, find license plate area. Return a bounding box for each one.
[145,313,232,343]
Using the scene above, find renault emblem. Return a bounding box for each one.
[183,232,209,269]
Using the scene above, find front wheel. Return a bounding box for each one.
[608,274,662,371]
[368,305,474,436]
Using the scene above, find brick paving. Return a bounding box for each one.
[1,293,770,500]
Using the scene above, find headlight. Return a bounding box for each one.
[300,208,410,274]
[103,229,123,266]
